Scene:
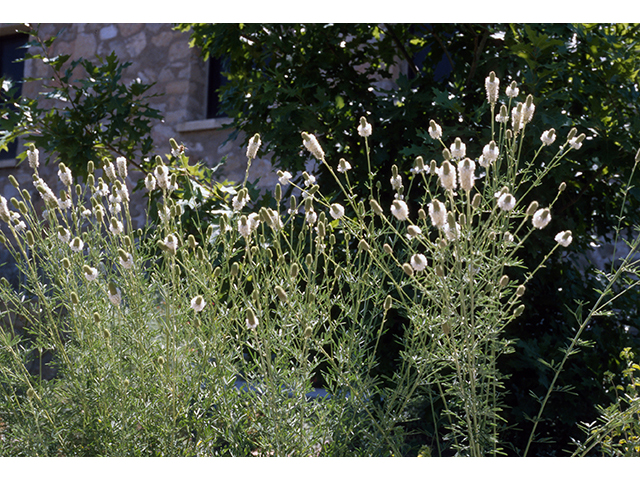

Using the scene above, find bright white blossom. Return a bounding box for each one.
[145,173,156,191]
[541,129,557,146]
[329,203,345,220]
[498,193,516,211]
[190,295,206,313]
[108,284,121,306]
[103,161,117,182]
[458,158,475,192]
[27,147,39,169]
[337,158,352,173]
[83,265,98,282]
[277,170,292,185]
[532,208,551,229]
[357,117,372,137]
[428,199,447,229]
[302,132,324,161]
[116,157,128,178]
[303,173,316,187]
[247,133,261,159]
[480,141,499,167]
[444,221,460,241]
[118,250,134,270]
[437,160,457,191]
[305,207,317,225]
[109,218,124,236]
[154,165,170,190]
[428,120,442,140]
[512,103,525,131]
[390,174,403,191]
[0,195,11,223]
[495,105,509,123]
[58,163,73,187]
[569,133,585,150]
[505,81,519,98]
[163,233,178,254]
[555,230,573,247]
[450,138,466,160]
[523,95,535,124]
[390,199,409,221]
[410,253,428,272]
[69,236,84,253]
[485,72,499,105]
[58,227,71,244]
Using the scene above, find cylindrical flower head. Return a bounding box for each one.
[116,157,128,178]
[108,282,121,306]
[569,133,585,150]
[505,81,519,98]
[27,145,39,169]
[83,265,98,282]
[410,253,428,272]
[70,236,84,253]
[190,295,206,312]
[437,160,457,191]
[511,103,525,131]
[554,230,573,247]
[428,199,447,228]
[532,208,551,229]
[58,163,73,187]
[485,71,499,105]
[428,120,442,140]
[523,95,536,124]
[450,138,466,160]
[480,141,499,167]
[458,158,475,192]
[407,225,422,239]
[337,158,352,173]
[540,129,557,146]
[275,286,288,303]
[390,199,409,221]
[402,263,414,276]
[357,117,372,137]
[0,195,10,223]
[301,132,325,161]
[497,193,516,212]
[247,133,261,160]
[329,203,345,220]
[246,308,259,330]
[496,104,509,123]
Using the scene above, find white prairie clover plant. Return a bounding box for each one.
[1,71,635,460]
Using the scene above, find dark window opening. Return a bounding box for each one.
[206,56,230,119]
[0,32,28,161]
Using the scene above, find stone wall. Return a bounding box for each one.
[0,23,279,285]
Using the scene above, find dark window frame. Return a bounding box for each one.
[205,56,230,119]
[0,31,29,161]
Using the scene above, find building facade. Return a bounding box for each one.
[0,23,278,284]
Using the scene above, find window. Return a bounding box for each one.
[0,32,28,162]
[205,56,230,119]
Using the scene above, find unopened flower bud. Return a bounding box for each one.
[384,295,393,311]
[402,263,414,276]
[525,201,539,216]
[370,199,384,216]
[558,182,566,192]
[499,275,509,288]
[514,305,525,317]
[275,286,288,303]
[435,265,445,277]
[289,263,300,280]
[516,285,526,297]
[383,243,393,255]
[358,239,370,252]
